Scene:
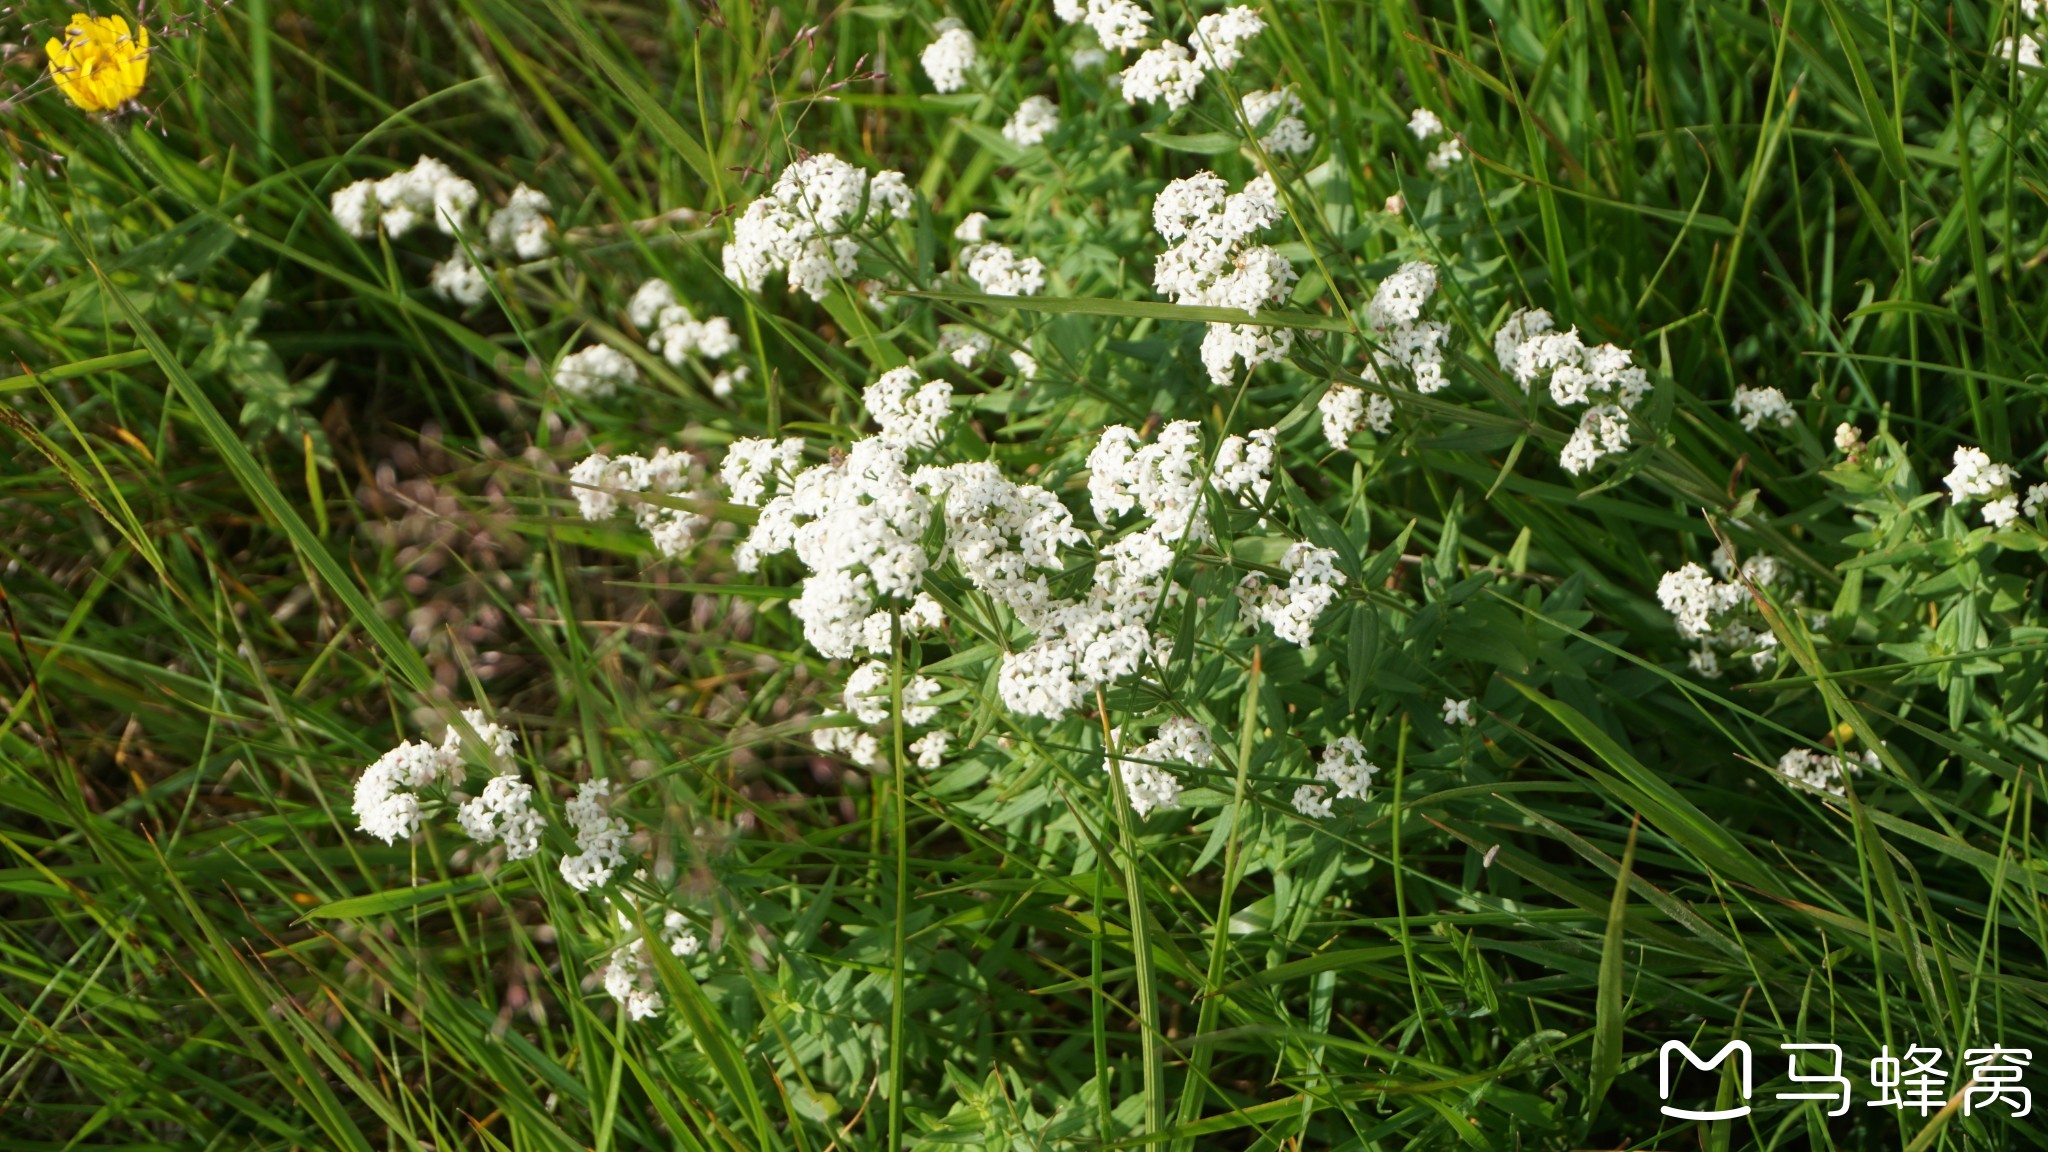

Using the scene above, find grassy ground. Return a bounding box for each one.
[2,0,2046,1149]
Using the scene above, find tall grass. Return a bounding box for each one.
[2,0,2044,1149]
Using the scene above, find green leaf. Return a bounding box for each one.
[305,877,487,919]
[1141,130,1241,155]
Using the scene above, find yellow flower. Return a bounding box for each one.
[45,13,150,114]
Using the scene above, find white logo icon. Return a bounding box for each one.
[1658,1040,1753,1120]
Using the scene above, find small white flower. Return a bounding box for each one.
[1995,35,2045,68]
[1010,350,1039,380]
[921,18,979,93]
[1834,423,1863,454]
[1107,719,1212,818]
[910,731,951,768]
[1316,736,1377,800]
[556,345,638,400]
[1003,96,1060,148]
[602,942,663,1020]
[627,279,677,329]
[720,437,805,507]
[1408,108,1444,140]
[455,776,546,860]
[1122,42,1204,109]
[1240,87,1314,157]
[865,366,954,450]
[2023,483,2048,517]
[963,243,1047,296]
[330,179,378,238]
[1383,194,1405,215]
[560,779,631,891]
[938,325,992,368]
[953,212,989,243]
[1292,784,1333,819]
[353,740,458,844]
[662,911,703,958]
[1188,6,1265,72]
[1775,746,1872,798]
[486,184,552,259]
[429,255,488,306]
[723,155,913,301]
[1425,138,1465,172]
[1059,0,1150,53]
[816,723,886,770]
[1943,447,2017,505]
[1441,697,1476,727]
[1732,385,1796,431]
[365,156,477,239]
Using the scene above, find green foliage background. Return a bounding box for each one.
[1,0,2045,1149]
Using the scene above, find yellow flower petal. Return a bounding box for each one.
[46,14,150,114]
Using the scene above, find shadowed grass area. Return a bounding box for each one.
[2,0,2045,1149]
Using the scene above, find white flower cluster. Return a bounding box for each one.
[1776,746,1876,798]
[1150,171,1297,386]
[740,435,936,657]
[960,238,1048,297]
[628,279,745,394]
[331,159,556,308]
[1003,95,1060,148]
[722,154,914,301]
[331,156,476,240]
[1241,87,1315,158]
[1656,550,1791,677]
[559,778,630,891]
[938,324,993,367]
[843,660,943,726]
[1732,385,1796,432]
[1995,34,2044,68]
[1408,107,1465,172]
[720,436,806,507]
[1293,735,1378,819]
[1118,5,1264,110]
[921,18,979,93]
[602,942,663,1020]
[429,257,488,307]
[600,910,702,1021]
[1238,542,1347,646]
[1942,447,2044,527]
[352,709,544,862]
[866,366,956,451]
[1107,718,1215,817]
[1212,427,1277,509]
[555,344,637,401]
[567,446,710,560]
[486,184,553,260]
[1052,0,1151,53]
[1493,307,1650,474]
[1318,261,1449,450]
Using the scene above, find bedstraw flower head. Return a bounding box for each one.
[1122,42,1204,109]
[1056,0,1151,53]
[722,154,915,301]
[487,184,553,258]
[1732,385,1796,431]
[560,779,630,891]
[921,18,979,93]
[1188,7,1265,71]
[1003,96,1061,147]
[556,345,638,400]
